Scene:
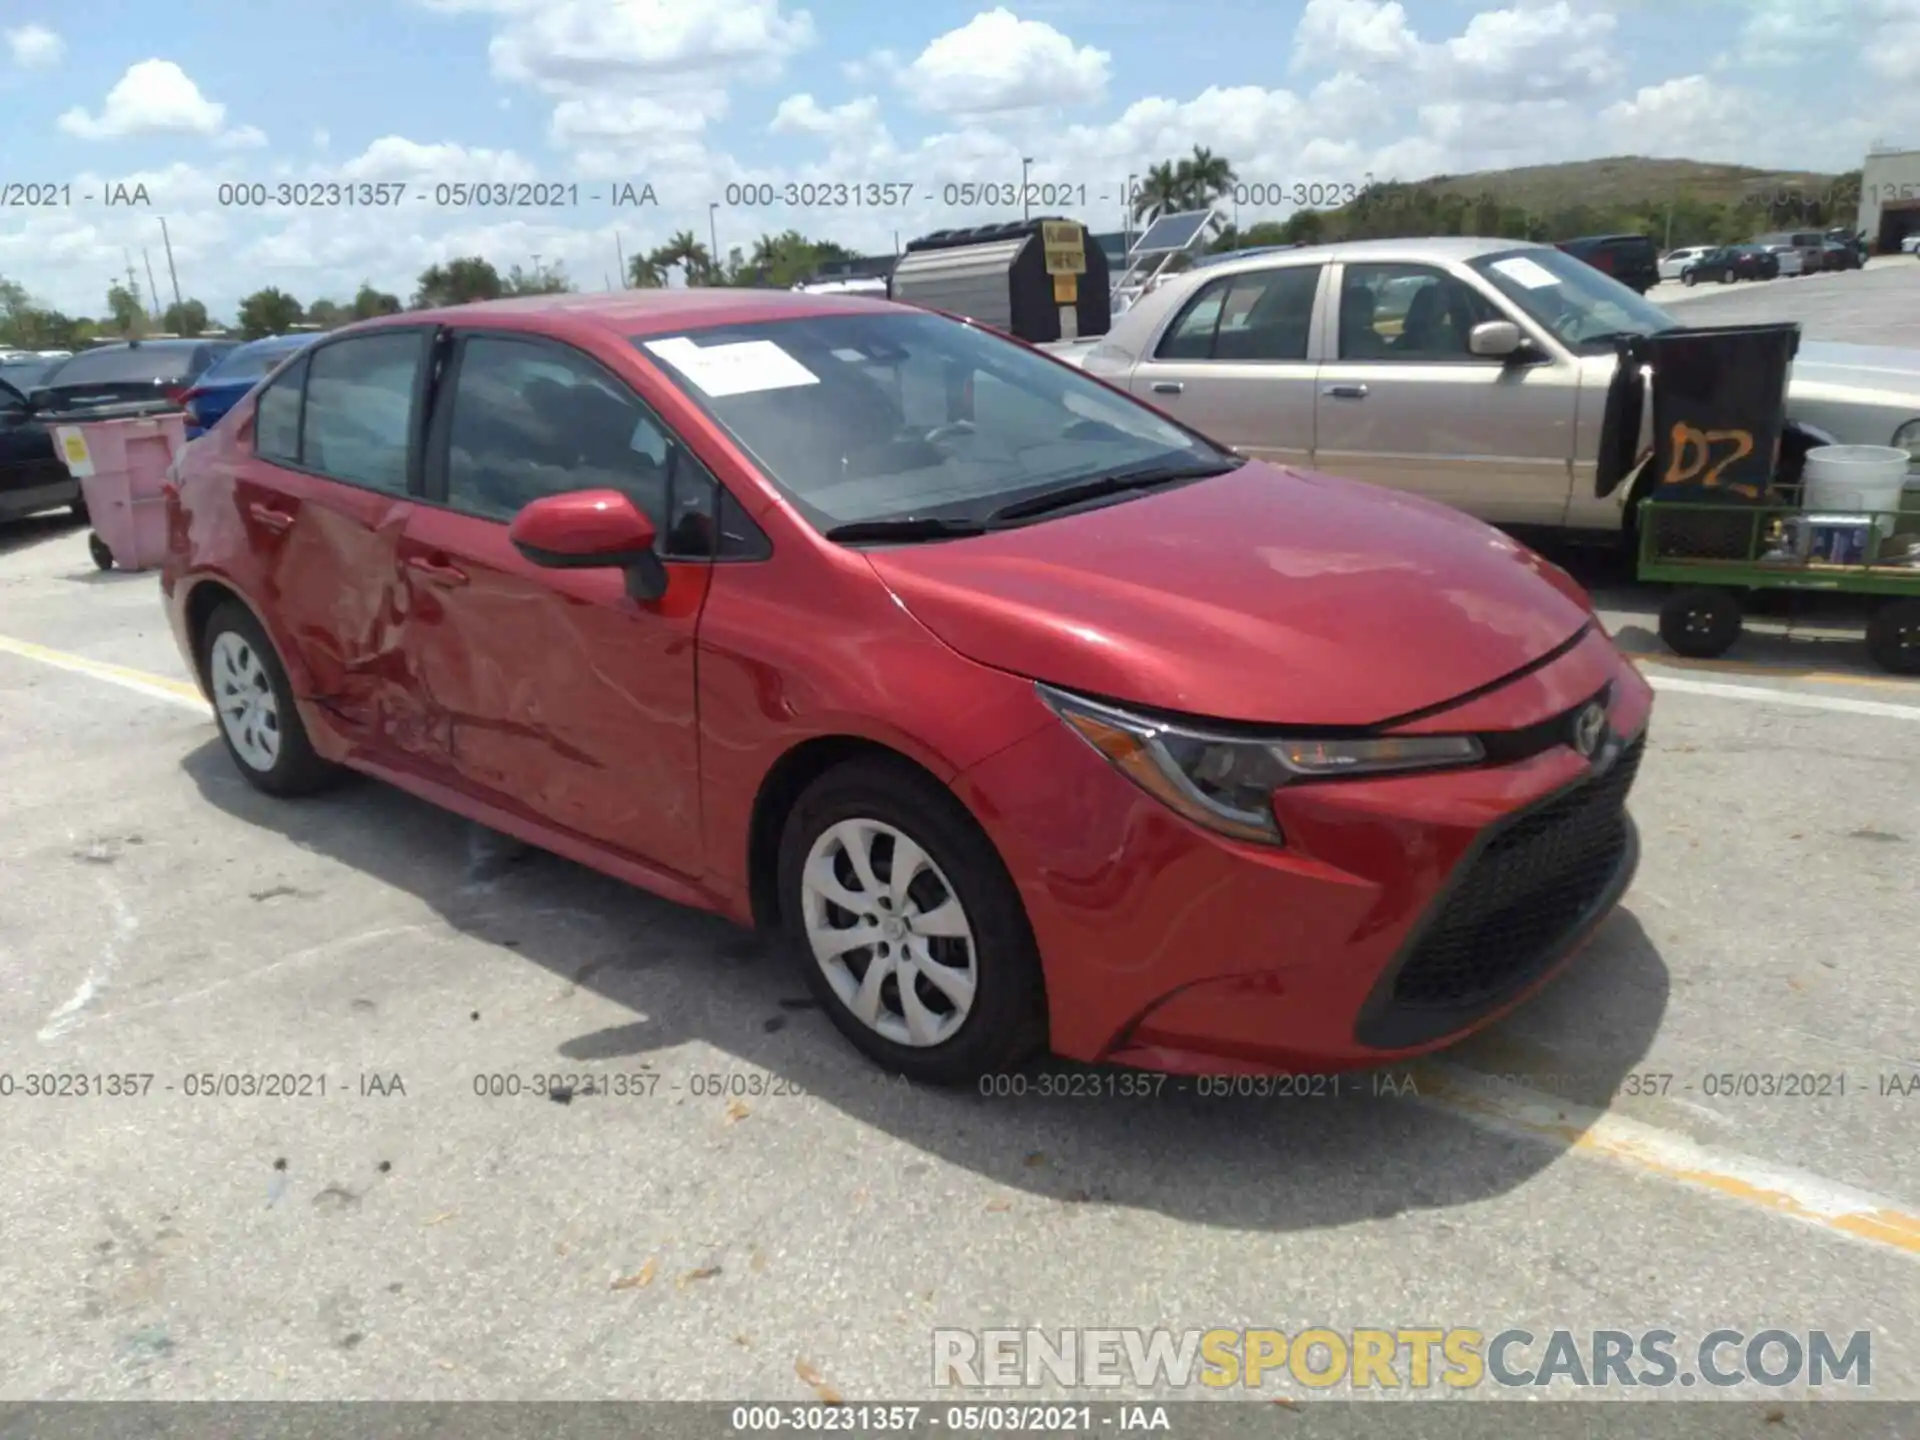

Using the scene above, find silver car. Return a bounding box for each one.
[1054,237,1920,535]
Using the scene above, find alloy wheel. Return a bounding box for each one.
[210,630,282,772]
[799,817,979,1047]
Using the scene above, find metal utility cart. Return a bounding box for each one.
[1640,492,1920,674]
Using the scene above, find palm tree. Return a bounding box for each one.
[649,230,716,286]
[1183,146,1237,207]
[1132,160,1183,221]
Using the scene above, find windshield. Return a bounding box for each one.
[634,310,1228,531]
[202,338,310,385]
[1468,247,1679,352]
[43,345,197,387]
[0,360,57,391]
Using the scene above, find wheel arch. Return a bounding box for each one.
[745,735,952,932]
[181,575,315,696]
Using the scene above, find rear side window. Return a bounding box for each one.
[46,345,195,385]
[254,353,308,464]
[301,333,423,493]
[1156,266,1321,362]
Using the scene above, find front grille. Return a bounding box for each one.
[1388,736,1643,1011]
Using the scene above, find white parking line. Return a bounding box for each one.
[1644,672,1920,721]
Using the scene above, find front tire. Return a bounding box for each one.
[199,600,341,796]
[776,756,1046,1084]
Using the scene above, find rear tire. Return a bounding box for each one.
[1866,598,1920,675]
[1659,587,1743,658]
[776,756,1046,1085]
[87,533,113,570]
[199,600,342,796]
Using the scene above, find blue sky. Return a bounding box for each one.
[1,0,1912,320]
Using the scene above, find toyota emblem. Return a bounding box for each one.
[1571,702,1607,758]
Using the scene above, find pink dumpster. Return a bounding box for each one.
[51,407,187,572]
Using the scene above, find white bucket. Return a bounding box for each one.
[1803,445,1911,528]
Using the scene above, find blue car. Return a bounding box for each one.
[181,333,318,439]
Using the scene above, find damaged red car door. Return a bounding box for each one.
[240,329,432,754]
[393,330,711,875]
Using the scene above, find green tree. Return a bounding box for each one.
[106,281,147,337]
[648,231,715,286]
[236,288,304,340]
[411,257,503,309]
[1132,160,1183,221]
[503,261,573,295]
[304,298,347,329]
[351,282,403,320]
[627,253,667,288]
[162,298,209,337]
[0,277,80,349]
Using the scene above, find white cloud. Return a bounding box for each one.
[5,22,63,67]
[771,94,883,141]
[1290,0,1419,70]
[1599,76,1761,160]
[901,9,1110,114]
[421,0,815,90]
[55,60,262,146]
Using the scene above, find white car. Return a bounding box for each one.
[1764,244,1805,276]
[1658,246,1713,281]
[1042,236,1920,537]
[1902,234,1920,256]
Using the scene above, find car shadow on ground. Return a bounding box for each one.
[180,739,1671,1233]
[0,511,85,559]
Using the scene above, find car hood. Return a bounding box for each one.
[1791,341,1920,404]
[863,462,1593,727]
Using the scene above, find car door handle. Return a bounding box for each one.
[1151,381,1184,394]
[1322,384,1369,399]
[405,554,468,587]
[246,501,295,533]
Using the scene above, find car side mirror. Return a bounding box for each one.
[1469,320,1527,359]
[508,488,668,601]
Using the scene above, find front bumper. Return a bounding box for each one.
[954,626,1651,1073]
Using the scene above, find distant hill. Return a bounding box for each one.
[1408,155,1852,212]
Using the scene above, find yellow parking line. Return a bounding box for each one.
[0,633,207,710]
[6,628,1920,1257]
[1414,1064,1920,1258]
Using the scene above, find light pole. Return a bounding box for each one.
[531,253,542,286]
[708,203,720,280]
[1124,172,1137,250]
[1022,157,1034,220]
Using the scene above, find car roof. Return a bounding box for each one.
[1151,234,1546,283]
[354,288,903,342]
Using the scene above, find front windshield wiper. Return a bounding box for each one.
[987,457,1244,523]
[822,516,992,543]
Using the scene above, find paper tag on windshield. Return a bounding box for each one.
[1490,256,1560,289]
[645,338,819,397]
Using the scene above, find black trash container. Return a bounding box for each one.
[1639,322,1799,504]
[1596,322,1800,559]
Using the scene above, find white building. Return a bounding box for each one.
[1859,146,1920,252]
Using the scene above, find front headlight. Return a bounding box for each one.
[1037,685,1485,845]
[1892,418,1920,465]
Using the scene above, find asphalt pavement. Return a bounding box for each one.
[1651,253,1920,343]
[2,313,1919,1407]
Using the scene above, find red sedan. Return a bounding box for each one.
[160,290,1650,1084]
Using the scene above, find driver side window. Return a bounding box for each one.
[1338,263,1499,362]
[442,335,740,559]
